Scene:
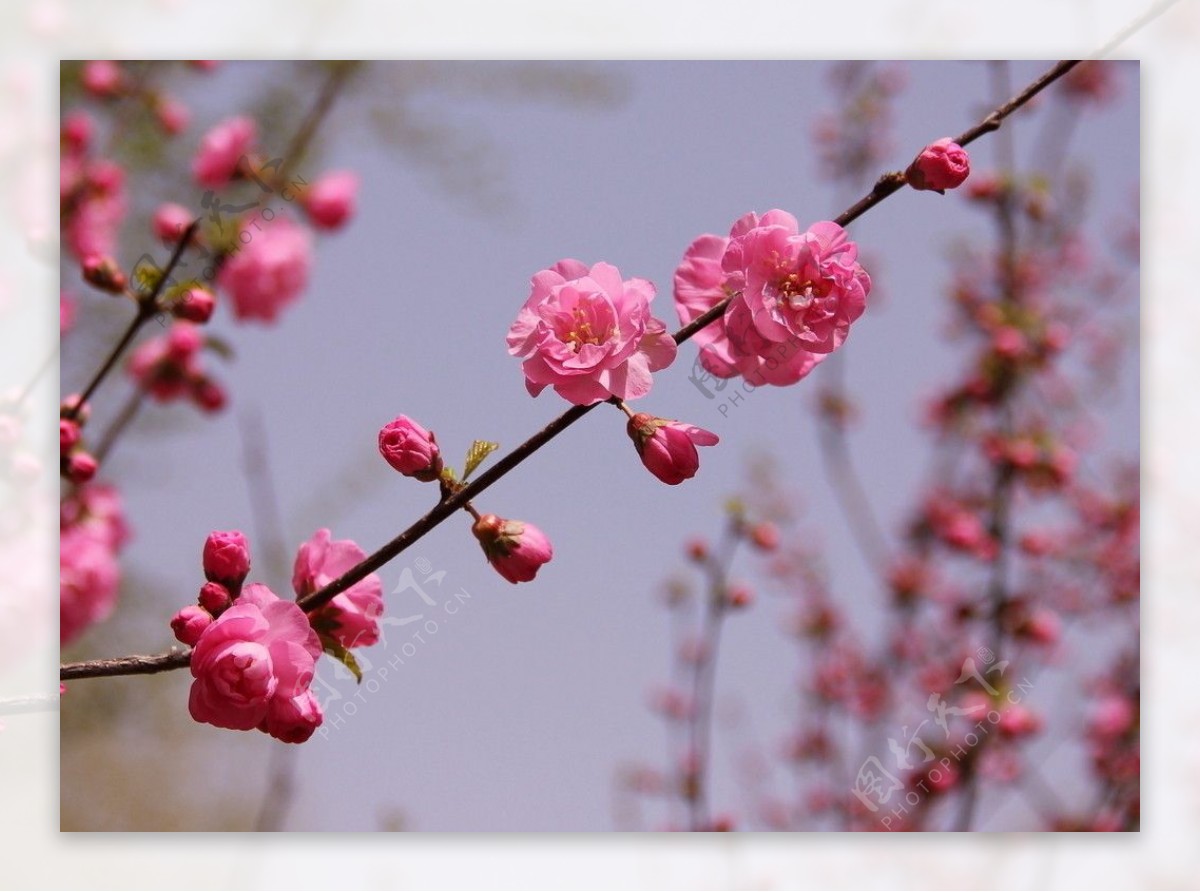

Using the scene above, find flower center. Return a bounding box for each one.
[562,306,612,352]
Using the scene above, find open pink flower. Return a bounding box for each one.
[507,260,677,405]
[191,116,256,188]
[722,212,870,358]
[293,529,384,649]
[471,514,553,584]
[626,412,719,485]
[673,212,865,388]
[188,583,322,739]
[60,524,120,645]
[216,214,312,322]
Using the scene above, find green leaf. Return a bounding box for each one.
[462,440,500,481]
[319,633,363,684]
[203,335,236,361]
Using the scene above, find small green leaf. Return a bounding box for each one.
[462,440,500,481]
[441,466,458,484]
[319,633,363,683]
[203,335,236,361]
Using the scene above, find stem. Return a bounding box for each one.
[63,220,199,421]
[60,59,1083,683]
[61,650,191,680]
[685,520,740,831]
[92,388,145,465]
[274,62,357,187]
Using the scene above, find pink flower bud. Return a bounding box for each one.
[171,604,213,646]
[906,137,970,193]
[153,203,194,243]
[65,450,98,484]
[378,414,442,481]
[626,412,719,485]
[301,170,359,230]
[81,254,127,294]
[685,538,708,562]
[81,60,123,97]
[725,584,754,610]
[202,530,251,586]
[61,111,93,154]
[60,418,81,453]
[172,287,215,323]
[748,522,779,551]
[61,394,90,423]
[191,378,227,413]
[471,514,553,584]
[155,95,190,135]
[166,322,204,360]
[192,116,256,189]
[997,704,1043,739]
[198,581,232,616]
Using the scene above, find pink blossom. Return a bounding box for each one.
[187,583,323,737]
[81,254,126,293]
[153,203,194,243]
[61,111,93,154]
[471,514,553,584]
[64,192,126,259]
[60,524,120,645]
[906,138,971,193]
[61,292,76,335]
[155,95,190,135]
[198,581,232,616]
[61,483,129,550]
[81,60,122,97]
[626,412,719,485]
[377,415,442,481]
[507,260,677,405]
[64,450,98,484]
[293,528,384,649]
[675,212,869,387]
[127,322,217,406]
[171,286,216,323]
[724,213,870,356]
[202,530,251,588]
[171,604,213,646]
[216,214,312,322]
[261,689,323,743]
[302,170,359,230]
[191,116,256,188]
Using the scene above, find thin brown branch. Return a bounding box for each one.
[63,220,199,421]
[60,649,191,680]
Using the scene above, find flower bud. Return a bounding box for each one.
[81,60,123,97]
[301,170,359,230]
[64,450,98,484]
[626,412,719,485]
[198,581,232,616]
[202,530,251,587]
[172,287,215,323]
[724,584,754,610]
[378,414,442,481]
[906,137,970,193]
[60,418,81,453]
[191,378,227,413]
[748,522,779,551]
[471,513,553,584]
[153,203,194,243]
[81,254,127,294]
[170,604,212,646]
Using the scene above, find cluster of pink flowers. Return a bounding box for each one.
[173,527,384,743]
[60,397,98,485]
[60,110,126,261]
[675,211,871,388]
[126,321,226,412]
[60,484,129,645]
